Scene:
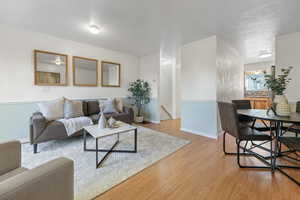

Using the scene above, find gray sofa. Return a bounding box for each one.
[0,140,74,200]
[30,100,134,153]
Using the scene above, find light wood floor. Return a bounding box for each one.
[95,119,300,200]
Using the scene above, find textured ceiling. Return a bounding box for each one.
[1,0,300,63]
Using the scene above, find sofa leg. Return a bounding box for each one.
[33,144,38,154]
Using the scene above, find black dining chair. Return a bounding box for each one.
[232,100,270,131]
[218,101,273,169]
[284,101,300,137]
[276,136,300,185]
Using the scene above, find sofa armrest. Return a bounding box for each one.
[0,157,74,200]
[0,140,21,176]
[30,112,47,144]
[123,107,134,123]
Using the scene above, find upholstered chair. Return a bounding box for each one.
[0,140,74,200]
[218,102,273,169]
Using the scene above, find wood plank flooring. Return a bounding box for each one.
[95,119,300,200]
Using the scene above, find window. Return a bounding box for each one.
[244,70,268,97]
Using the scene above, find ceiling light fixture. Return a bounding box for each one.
[55,56,62,66]
[258,50,272,58]
[89,24,100,34]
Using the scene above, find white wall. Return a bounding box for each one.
[0,24,139,103]
[160,63,173,120]
[216,38,244,132]
[181,36,218,138]
[216,38,244,102]
[139,53,160,98]
[276,32,300,102]
[244,61,273,73]
[174,66,181,118]
[181,36,217,101]
[139,53,160,122]
[180,36,244,138]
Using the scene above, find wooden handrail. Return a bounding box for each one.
[161,105,172,119]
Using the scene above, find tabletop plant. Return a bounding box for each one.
[264,66,293,96]
[128,79,151,122]
[264,66,293,116]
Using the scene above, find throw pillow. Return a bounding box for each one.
[37,98,64,121]
[64,99,84,119]
[114,98,124,113]
[100,99,117,114]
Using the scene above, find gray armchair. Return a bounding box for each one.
[0,140,74,200]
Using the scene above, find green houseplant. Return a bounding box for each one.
[128,79,151,122]
[264,66,293,96]
[264,66,293,116]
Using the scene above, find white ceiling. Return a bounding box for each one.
[1,0,300,63]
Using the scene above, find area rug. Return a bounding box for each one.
[21,126,190,200]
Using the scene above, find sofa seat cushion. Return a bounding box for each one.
[104,112,131,124]
[104,112,123,118]
[0,167,28,183]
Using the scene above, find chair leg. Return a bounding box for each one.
[223,132,239,155]
[236,140,272,169]
[270,139,274,172]
[33,144,38,154]
[223,132,252,156]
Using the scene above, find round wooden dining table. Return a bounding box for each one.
[237,109,300,184]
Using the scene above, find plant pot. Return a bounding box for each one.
[274,95,288,104]
[135,116,144,123]
[274,95,290,116]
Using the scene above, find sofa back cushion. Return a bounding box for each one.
[37,98,64,121]
[114,98,124,113]
[64,99,84,119]
[86,101,100,115]
[82,101,88,116]
[101,99,118,114]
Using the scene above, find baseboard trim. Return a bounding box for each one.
[180,128,217,139]
[144,119,160,124]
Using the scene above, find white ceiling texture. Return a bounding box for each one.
[0,0,300,63]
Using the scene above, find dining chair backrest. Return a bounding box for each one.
[218,102,240,138]
[232,100,251,110]
[296,102,300,113]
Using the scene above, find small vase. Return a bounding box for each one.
[98,113,107,129]
[108,117,116,128]
[274,95,290,116]
[274,95,288,104]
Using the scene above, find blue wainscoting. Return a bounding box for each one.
[0,102,39,141]
[181,100,218,139]
[0,97,161,141]
[143,98,160,123]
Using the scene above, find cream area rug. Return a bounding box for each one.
[21,126,190,200]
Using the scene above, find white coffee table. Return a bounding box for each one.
[83,122,137,168]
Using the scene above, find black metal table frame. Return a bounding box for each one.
[273,121,300,185]
[83,128,137,168]
[238,110,300,185]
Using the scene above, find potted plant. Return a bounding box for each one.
[264,66,293,116]
[128,79,151,123]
